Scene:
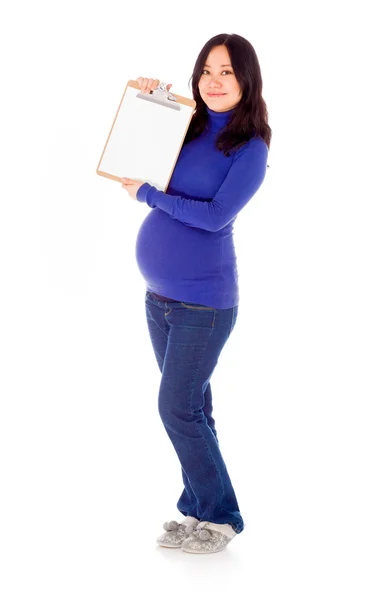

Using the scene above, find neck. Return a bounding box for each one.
[206,106,235,133]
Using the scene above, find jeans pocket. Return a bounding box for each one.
[179,302,213,311]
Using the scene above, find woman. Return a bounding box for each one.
[121,33,271,554]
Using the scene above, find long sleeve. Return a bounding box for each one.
[136,138,268,232]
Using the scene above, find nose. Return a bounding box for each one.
[208,78,221,86]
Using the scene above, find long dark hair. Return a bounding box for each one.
[184,33,271,166]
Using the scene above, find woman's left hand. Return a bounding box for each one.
[120,177,146,201]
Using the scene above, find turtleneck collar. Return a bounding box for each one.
[206,106,235,133]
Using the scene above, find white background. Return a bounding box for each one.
[1,1,375,598]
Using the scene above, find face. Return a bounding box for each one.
[198,45,242,112]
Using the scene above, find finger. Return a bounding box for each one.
[151,79,160,92]
[138,78,148,93]
[121,178,132,187]
[136,77,146,92]
[141,79,149,93]
[145,78,155,93]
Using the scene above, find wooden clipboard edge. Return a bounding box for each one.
[96,81,132,183]
[96,80,196,191]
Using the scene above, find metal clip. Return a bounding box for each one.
[136,81,180,111]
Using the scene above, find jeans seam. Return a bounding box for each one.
[188,328,225,502]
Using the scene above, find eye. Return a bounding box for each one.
[201,70,233,75]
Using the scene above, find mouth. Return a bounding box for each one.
[207,93,226,97]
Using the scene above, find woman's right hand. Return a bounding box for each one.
[136,77,173,94]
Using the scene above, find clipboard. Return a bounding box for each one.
[96,80,196,192]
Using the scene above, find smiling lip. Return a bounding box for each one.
[207,93,226,97]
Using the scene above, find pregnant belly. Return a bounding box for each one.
[135,209,222,282]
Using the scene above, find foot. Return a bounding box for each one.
[157,516,200,548]
[181,521,236,554]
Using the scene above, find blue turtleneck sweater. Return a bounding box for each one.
[135,106,269,309]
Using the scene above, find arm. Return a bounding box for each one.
[136,138,269,232]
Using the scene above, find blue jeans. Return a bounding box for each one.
[145,291,244,534]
